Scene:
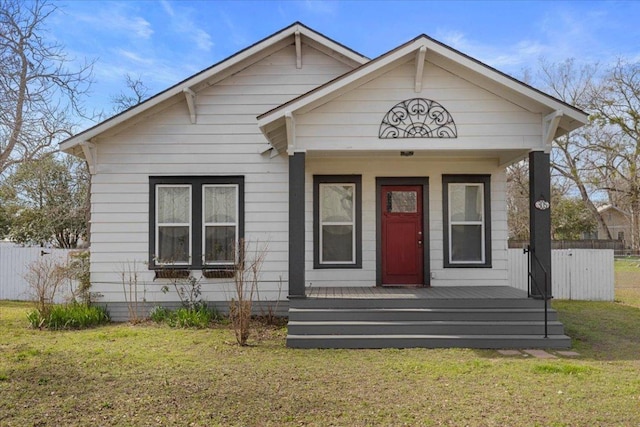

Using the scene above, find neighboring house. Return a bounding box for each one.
[61,23,588,348]
[597,205,632,248]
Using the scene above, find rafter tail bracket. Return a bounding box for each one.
[414,46,427,93]
[543,110,563,152]
[295,31,302,69]
[183,88,197,124]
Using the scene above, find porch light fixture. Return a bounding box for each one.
[400,151,414,157]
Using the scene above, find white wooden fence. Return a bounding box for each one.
[508,249,614,301]
[0,242,74,301]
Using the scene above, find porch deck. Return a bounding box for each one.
[306,285,529,300]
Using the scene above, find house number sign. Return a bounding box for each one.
[534,198,550,211]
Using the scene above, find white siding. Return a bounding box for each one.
[88,44,353,304]
[296,61,542,152]
[508,249,614,301]
[305,157,508,287]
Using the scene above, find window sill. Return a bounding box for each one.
[314,264,362,269]
[444,263,492,269]
[154,269,191,279]
[202,269,235,279]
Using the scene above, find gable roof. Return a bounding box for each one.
[257,34,589,153]
[598,204,631,217]
[60,22,369,155]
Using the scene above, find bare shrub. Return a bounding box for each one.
[256,275,283,326]
[120,261,146,323]
[161,274,204,310]
[24,257,67,321]
[63,250,92,303]
[229,239,267,345]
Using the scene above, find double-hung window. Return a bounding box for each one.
[313,175,362,269]
[150,176,244,270]
[203,185,238,266]
[443,175,491,267]
[156,185,192,265]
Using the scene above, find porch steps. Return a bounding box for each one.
[289,307,559,322]
[287,296,571,349]
[286,334,572,349]
[288,320,566,336]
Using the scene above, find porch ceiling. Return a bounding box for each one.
[304,148,529,167]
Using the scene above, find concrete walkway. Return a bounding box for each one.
[497,349,580,358]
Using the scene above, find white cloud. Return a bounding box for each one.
[194,29,214,52]
[433,2,633,76]
[114,48,153,65]
[220,11,248,47]
[69,8,153,40]
[160,0,175,17]
[160,1,214,52]
[129,16,154,39]
[437,30,467,49]
[301,0,337,15]
[435,30,552,75]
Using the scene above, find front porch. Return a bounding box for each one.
[287,286,571,349]
[306,285,529,299]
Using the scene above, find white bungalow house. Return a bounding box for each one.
[61,22,588,348]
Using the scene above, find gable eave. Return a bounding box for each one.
[598,204,631,217]
[257,34,589,144]
[60,22,369,154]
[257,35,425,129]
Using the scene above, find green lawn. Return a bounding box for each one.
[615,257,640,307]
[1,301,639,426]
[1,263,639,426]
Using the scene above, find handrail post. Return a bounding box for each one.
[524,245,531,298]
[544,270,548,338]
[525,245,549,338]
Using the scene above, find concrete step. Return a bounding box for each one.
[286,334,572,349]
[287,320,565,336]
[288,307,559,322]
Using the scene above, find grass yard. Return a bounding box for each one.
[615,257,640,307]
[1,262,639,426]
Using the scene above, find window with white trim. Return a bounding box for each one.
[443,175,491,267]
[313,175,362,268]
[156,185,192,265]
[149,176,244,270]
[203,185,238,266]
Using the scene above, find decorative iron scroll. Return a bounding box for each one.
[379,98,457,139]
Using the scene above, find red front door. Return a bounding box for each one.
[381,185,424,286]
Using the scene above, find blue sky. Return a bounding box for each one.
[50,0,640,122]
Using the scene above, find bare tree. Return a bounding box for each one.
[537,58,612,239]
[111,73,149,113]
[0,0,93,175]
[590,59,640,249]
[507,161,530,240]
[507,160,595,241]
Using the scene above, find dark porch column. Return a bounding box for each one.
[529,151,552,298]
[288,151,306,298]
